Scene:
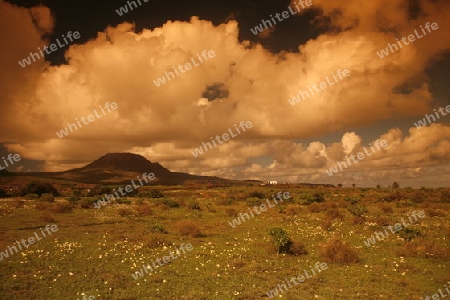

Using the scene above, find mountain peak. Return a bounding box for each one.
[82,152,170,174]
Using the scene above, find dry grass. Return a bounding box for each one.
[173,220,203,238]
[397,237,450,259]
[39,211,55,222]
[381,205,393,213]
[320,238,359,263]
[351,216,366,225]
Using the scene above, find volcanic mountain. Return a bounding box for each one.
[19,153,234,185]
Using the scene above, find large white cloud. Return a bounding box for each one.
[0,0,449,186]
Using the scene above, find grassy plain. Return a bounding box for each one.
[0,185,449,299]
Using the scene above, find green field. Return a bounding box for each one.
[0,186,449,299]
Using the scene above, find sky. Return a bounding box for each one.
[0,0,449,187]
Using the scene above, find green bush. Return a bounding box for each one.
[398,228,422,241]
[248,191,265,199]
[347,204,368,216]
[344,196,358,205]
[268,227,292,254]
[161,198,180,208]
[25,193,39,199]
[146,223,168,234]
[299,192,325,205]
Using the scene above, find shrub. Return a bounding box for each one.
[79,197,98,208]
[300,193,325,205]
[312,192,325,203]
[308,203,322,213]
[49,202,73,213]
[441,189,450,202]
[174,220,202,238]
[35,201,50,211]
[144,234,171,249]
[321,218,333,231]
[375,216,391,226]
[347,204,368,216]
[117,207,134,217]
[149,189,164,198]
[285,205,301,216]
[39,193,55,203]
[326,208,344,221]
[290,242,308,256]
[0,188,8,198]
[344,196,358,205]
[320,238,359,263]
[40,212,55,222]
[25,193,39,200]
[136,203,153,216]
[146,223,167,234]
[187,200,201,210]
[381,205,393,213]
[248,191,265,199]
[216,198,234,206]
[397,237,450,259]
[161,198,180,208]
[351,216,366,225]
[268,227,292,254]
[425,209,446,217]
[398,228,421,241]
[10,199,24,208]
[205,203,216,213]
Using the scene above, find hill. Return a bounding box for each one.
[14,153,236,185]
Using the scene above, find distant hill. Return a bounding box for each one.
[15,153,236,185]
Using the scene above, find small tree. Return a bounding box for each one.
[337,184,343,188]
[392,181,400,190]
[268,227,292,254]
